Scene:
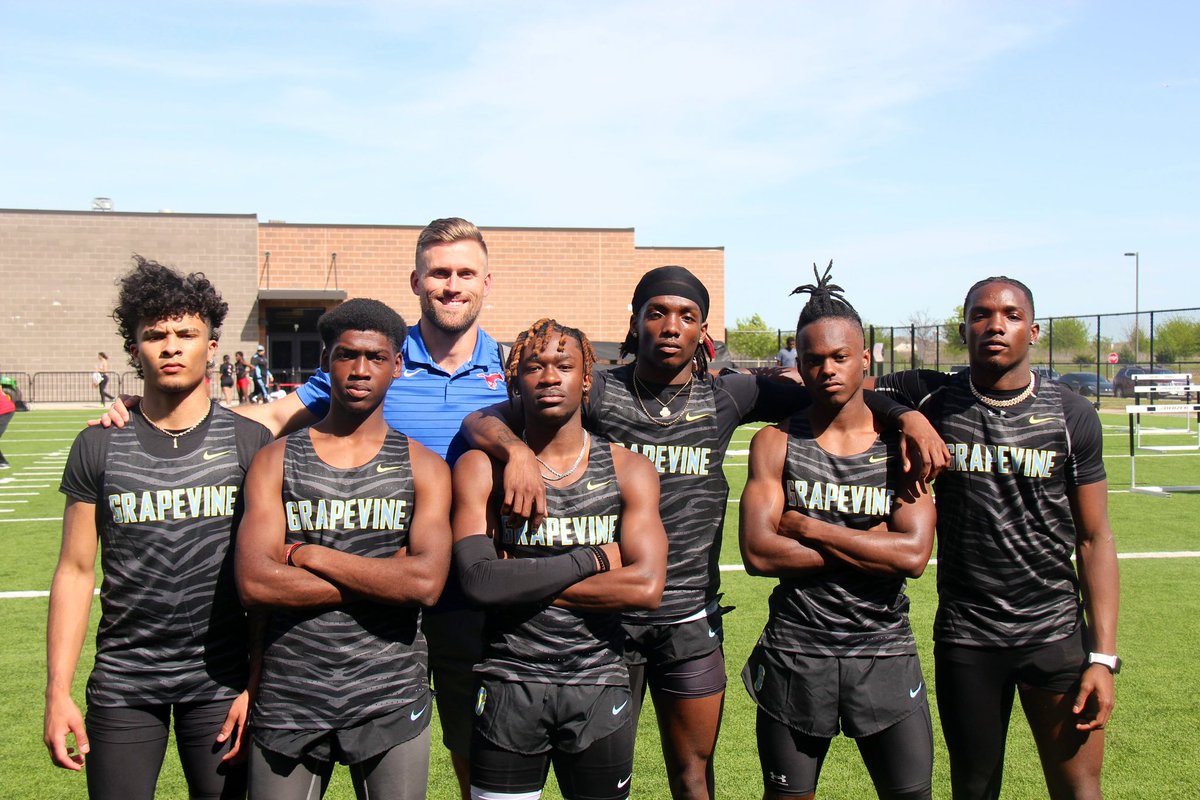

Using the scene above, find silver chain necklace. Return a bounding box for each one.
[968,370,1036,409]
[526,431,589,481]
[139,403,212,448]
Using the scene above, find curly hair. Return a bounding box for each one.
[506,318,596,403]
[791,260,862,339]
[964,276,1035,318]
[317,298,407,353]
[113,255,229,377]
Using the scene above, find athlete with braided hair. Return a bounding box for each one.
[503,318,598,400]
[740,263,936,799]
[453,318,665,800]
[462,266,946,800]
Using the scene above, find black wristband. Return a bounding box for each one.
[589,544,610,573]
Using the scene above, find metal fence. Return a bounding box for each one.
[0,372,219,404]
[725,306,1200,379]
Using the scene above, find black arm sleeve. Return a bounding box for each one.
[863,389,918,423]
[453,536,599,606]
[872,369,947,410]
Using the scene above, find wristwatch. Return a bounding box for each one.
[1087,652,1122,674]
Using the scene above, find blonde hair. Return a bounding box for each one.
[416,217,488,264]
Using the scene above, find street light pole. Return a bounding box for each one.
[1124,251,1139,363]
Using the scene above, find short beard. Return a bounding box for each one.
[420,293,480,335]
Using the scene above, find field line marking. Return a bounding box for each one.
[718,550,1200,572]
[0,517,61,523]
[0,589,99,599]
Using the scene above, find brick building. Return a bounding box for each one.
[0,208,724,397]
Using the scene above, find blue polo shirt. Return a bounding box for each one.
[295,324,508,462]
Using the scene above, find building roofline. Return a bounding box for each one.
[635,245,725,251]
[260,221,637,233]
[0,207,258,219]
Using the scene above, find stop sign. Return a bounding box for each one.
[1108,352,1119,364]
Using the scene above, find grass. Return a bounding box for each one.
[2,408,1198,797]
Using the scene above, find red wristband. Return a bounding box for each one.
[284,542,308,567]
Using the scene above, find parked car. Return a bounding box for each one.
[1032,366,1061,382]
[1112,366,1187,398]
[1059,372,1114,397]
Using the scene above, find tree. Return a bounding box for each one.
[942,306,966,355]
[727,314,779,360]
[1046,317,1090,354]
[1154,316,1200,363]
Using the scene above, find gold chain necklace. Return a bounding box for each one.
[632,372,694,427]
[139,403,212,448]
[968,370,1036,409]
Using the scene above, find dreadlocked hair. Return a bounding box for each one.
[505,318,596,403]
[619,328,711,377]
[964,276,1035,318]
[791,260,862,336]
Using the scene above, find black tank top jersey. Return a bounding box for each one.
[875,370,1098,647]
[588,365,727,624]
[86,405,250,706]
[254,429,426,730]
[478,439,627,687]
[761,418,915,657]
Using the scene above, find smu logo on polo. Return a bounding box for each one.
[480,373,505,390]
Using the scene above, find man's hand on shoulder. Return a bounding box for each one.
[502,446,546,532]
[897,410,948,484]
[88,395,138,428]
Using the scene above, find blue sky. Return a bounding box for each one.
[2,1,1195,329]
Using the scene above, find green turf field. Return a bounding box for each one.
[2,408,1197,798]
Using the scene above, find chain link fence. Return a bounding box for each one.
[724,307,1200,380]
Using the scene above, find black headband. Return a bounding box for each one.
[631,265,710,320]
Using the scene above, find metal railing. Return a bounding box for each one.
[4,370,315,404]
[725,306,1200,376]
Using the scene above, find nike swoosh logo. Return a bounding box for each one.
[376,463,405,473]
[403,368,425,378]
[202,450,231,461]
[707,627,718,638]
[868,455,888,463]
[1028,415,1055,425]
[617,774,632,789]
[611,700,628,715]
[910,682,924,698]
[587,479,612,491]
[684,411,710,421]
[410,704,427,721]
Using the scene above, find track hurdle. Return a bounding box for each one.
[1127,402,1200,495]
